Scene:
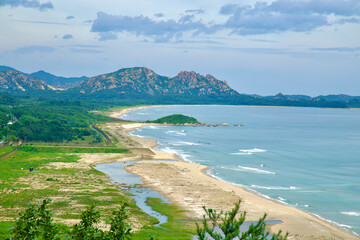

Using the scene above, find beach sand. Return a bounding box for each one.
[108,106,358,240]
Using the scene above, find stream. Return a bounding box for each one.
[94,160,171,226]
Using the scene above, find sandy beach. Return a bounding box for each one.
[107,106,359,240]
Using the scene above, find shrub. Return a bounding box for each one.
[8,199,58,240]
[196,200,288,240]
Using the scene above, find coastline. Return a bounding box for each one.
[109,105,359,240]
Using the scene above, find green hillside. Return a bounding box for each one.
[147,114,200,124]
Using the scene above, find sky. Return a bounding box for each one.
[0,0,359,96]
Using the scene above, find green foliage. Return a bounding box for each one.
[196,200,288,240]
[8,201,137,240]
[0,222,14,240]
[147,114,200,124]
[0,146,13,156]
[0,112,8,127]
[18,146,129,154]
[0,103,113,143]
[132,198,195,240]
[0,93,15,105]
[7,199,58,240]
[7,198,289,240]
[107,203,132,240]
[71,204,103,239]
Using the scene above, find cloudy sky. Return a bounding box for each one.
[0,0,359,96]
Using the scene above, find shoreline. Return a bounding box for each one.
[109,105,359,119]
[109,105,359,239]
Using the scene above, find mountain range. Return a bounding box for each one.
[0,65,87,89]
[0,70,57,91]
[30,71,88,89]
[0,65,359,108]
[77,67,238,97]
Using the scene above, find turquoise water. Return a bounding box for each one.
[122,106,360,236]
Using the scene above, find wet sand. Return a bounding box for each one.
[110,106,358,240]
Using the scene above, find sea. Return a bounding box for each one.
[121,105,360,236]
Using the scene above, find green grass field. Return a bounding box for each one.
[0,148,148,239]
[17,146,129,153]
[0,142,197,239]
[0,146,14,156]
[23,135,106,147]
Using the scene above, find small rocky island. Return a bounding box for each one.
[145,114,242,127]
[146,114,200,124]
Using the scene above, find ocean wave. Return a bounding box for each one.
[295,203,310,208]
[313,213,354,230]
[221,166,276,175]
[231,152,252,155]
[129,127,142,132]
[171,141,201,146]
[251,185,298,190]
[341,211,360,217]
[132,134,145,138]
[166,130,187,136]
[277,197,288,205]
[129,132,144,138]
[159,147,193,162]
[247,189,273,200]
[194,159,209,163]
[206,170,248,188]
[207,170,298,208]
[231,148,267,155]
[147,125,161,129]
[241,148,267,153]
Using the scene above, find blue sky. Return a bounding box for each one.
[0,0,359,96]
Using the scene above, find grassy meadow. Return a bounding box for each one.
[0,123,196,239]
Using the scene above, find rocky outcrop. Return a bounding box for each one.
[0,70,57,91]
[77,67,240,97]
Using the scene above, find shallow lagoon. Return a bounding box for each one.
[94,161,170,226]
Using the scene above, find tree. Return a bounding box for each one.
[71,204,103,239]
[8,199,58,240]
[9,200,135,240]
[70,203,133,240]
[107,203,132,240]
[196,200,288,240]
[8,199,287,240]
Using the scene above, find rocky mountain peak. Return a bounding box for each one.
[274,92,286,98]
[175,71,205,80]
[77,67,240,97]
[0,70,57,91]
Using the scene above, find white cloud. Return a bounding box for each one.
[0,0,53,11]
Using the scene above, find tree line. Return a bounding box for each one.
[7,199,287,240]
